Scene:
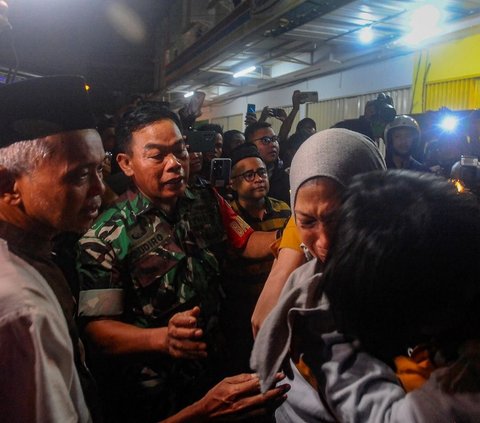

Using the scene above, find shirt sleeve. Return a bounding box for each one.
[213,189,254,250]
[278,216,303,253]
[77,225,125,318]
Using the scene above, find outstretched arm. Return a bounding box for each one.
[251,247,305,337]
[278,90,301,146]
[241,230,277,260]
[160,373,290,422]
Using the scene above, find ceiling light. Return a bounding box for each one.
[358,26,374,44]
[184,91,194,98]
[233,66,256,78]
[402,3,443,46]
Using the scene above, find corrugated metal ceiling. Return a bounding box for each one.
[164,0,480,107]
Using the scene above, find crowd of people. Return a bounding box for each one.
[1,75,479,423]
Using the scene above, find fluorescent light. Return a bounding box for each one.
[233,66,256,78]
[411,4,442,28]
[358,26,374,44]
[402,3,443,46]
[184,91,194,98]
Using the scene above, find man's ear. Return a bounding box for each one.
[116,153,134,177]
[0,167,21,205]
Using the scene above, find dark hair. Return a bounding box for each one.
[230,142,263,168]
[296,118,316,132]
[323,170,480,364]
[244,121,272,143]
[223,129,245,157]
[116,103,182,153]
[197,123,223,135]
[96,116,116,141]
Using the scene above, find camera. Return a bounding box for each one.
[450,155,480,194]
[270,108,283,118]
[372,93,396,123]
[299,91,318,104]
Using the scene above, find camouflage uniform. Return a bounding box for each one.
[78,186,252,421]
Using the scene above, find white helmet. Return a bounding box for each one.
[384,115,420,143]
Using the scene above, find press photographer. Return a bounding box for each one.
[333,92,396,155]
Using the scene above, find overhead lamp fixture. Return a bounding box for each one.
[402,3,443,46]
[233,66,256,78]
[358,26,374,44]
[184,91,194,98]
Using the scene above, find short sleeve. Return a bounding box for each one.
[213,189,254,250]
[278,216,302,253]
[77,226,125,318]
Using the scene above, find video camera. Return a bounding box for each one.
[450,156,480,195]
[371,93,396,123]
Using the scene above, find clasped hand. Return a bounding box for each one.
[167,306,208,359]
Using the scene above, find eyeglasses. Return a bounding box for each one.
[252,135,279,145]
[232,167,268,182]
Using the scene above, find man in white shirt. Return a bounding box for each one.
[0,75,105,422]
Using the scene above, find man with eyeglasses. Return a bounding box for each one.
[245,121,291,205]
[222,143,291,374]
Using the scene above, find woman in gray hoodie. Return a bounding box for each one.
[252,129,480,422]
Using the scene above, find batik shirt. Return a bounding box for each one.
[77,186,253,418]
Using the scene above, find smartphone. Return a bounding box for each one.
[299,91,318,104]
[186,91,206,117]
[210,158,231,188]
[271,108,283,117]
[186,131,216,153]
[247,103,256,114]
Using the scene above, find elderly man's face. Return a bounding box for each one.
[117,119,189,209]
[15,129,105,235]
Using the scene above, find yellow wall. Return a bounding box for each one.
[412,30,480,112]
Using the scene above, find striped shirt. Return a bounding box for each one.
[227,196,291,283]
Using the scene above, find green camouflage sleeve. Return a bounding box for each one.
[77,209,131,318]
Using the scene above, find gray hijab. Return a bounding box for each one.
[252,128,386,392]
[290,128,386,207]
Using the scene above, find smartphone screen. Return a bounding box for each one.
[247,103,256,114]
[210,158,231,188]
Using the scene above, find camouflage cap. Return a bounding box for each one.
[0,75,96,147]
